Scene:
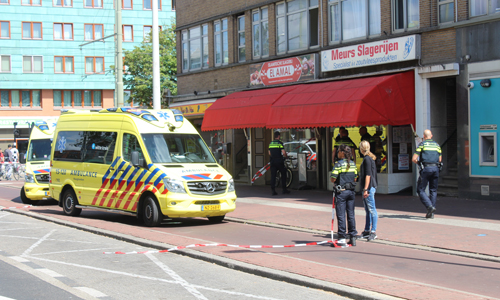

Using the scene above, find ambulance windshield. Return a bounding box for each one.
[142,133,216,164]
[27,139,52,162]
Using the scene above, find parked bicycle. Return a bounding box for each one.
[275,158,293,188]
[0,163,25,181]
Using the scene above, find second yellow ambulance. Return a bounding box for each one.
[50,108,236,226]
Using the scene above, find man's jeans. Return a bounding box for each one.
[363,187,378,232]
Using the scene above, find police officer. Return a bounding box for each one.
[268,131,290,196]
[358,126,373,158]
[332,128,356,163]
[412,129,442,219]
[331,144,358,246]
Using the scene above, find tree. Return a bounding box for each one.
[122,22,177,107]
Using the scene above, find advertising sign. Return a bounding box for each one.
[250,54,316,87]
[170,102,213,117]
[321,35,420,72]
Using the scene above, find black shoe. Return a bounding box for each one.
[426,206,436,218]
[272,191,278,196]
[360,231,371,239]
[283,189,290,194]
[348,236,356,246]
[367,232,377,241]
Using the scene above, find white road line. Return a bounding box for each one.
[238,197,500,231]
[74,287,108,298]
[21,229,55,257]
[0,234,94,244]
[37,268,64,277]
[31,248,120,256]
[0,296,16,300]
[9,256,29,262]
[145,253,208,300]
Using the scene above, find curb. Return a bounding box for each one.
[4,208,402,300]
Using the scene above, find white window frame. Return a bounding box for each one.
[214,18,228,66]
[470,0,500,17]
[277,0,320,53]
[438,0,455,24]
[252,7,269,59]
[181,24,208,72]
[391,0,420,32]
[23,55,43,73]
[1,55,11,73]
[237,15,246,62]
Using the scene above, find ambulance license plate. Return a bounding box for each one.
[202,205,220,211]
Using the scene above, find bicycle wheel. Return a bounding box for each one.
[285,168,293,188]
[13,169,19,181]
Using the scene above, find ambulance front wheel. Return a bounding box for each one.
[208,215,225,223]
[142,196,163,227]
[62,189,82,216]
[20,187,34,205]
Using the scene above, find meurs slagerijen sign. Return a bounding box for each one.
[321,35,420,72]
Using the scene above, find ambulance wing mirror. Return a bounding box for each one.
[131,151,144,168]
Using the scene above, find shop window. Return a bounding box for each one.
[479,132,497,166]
[182,24,208,72]
[214,19,228,66]
[393,0,419,31]
[277,0,319,53]
[470,0,500,17]
[439,0,454,24]
[1,21,10,39]
[252,7,269,59]
[237,15,246,62]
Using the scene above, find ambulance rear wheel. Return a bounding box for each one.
[208,215,225,223]
[62,189,81,216]
[142,196,162,227]
[20,188,34,205]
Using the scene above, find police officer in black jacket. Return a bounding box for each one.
[412,129,442,219]
[269,131,290,196]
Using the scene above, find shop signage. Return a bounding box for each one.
[170,102,213,117]
[480,124,497,130]
[321,35,420,72]
[249,54,317,87]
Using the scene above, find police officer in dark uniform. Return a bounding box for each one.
[269,131,290,196]
[358,126,373,158]
[412,129,442,219]
[332,128,356,163]
[331,144,358,246]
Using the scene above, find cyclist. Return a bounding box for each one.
[269,131,290,196]
[3,145,13,180]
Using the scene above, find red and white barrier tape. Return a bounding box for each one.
[251,162,270,184]
[104,239,350,254]
[0,205,32,211]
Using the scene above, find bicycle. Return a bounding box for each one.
[275,158,293,188]
[10,162,25,181]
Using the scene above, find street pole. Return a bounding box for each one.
[152,0,161,109]
[115,0,124,107]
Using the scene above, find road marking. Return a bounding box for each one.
[237,197,500,231]
[0,296,16,300]
[145,253,208,300]
[74,287,107,298]
[10,256,29,262]
[0,234,94,244]
[21,229,55,257]
[37,268,64,277]
[31,248,119,256]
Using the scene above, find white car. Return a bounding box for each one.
[284,140,316,170]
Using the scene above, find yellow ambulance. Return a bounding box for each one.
[50,108,236,226]
[21,119,58,205]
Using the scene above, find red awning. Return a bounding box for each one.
[202,86,297,131]
[265,71,415,128]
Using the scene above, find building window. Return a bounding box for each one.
[144,0,161,10]
[23,56,43,73]
[1,21,10,39]
[214,19,228,66]
[123,0,132,9]
[22,22,42,39]
[53,90,102,107]
[328,0,380,43]
[84,24,103,41]
[53,0,72,7]
[393,0,419,31]
[54,23,73,40]
[252,7,269,59]
[0,90,41,108]
[182,24,208,72]
[123,25,133,42]
[237,15,246,62]
[21,0,41,5]
[0,0,10,4]
[1,55,11,72]
[278,0,319,53]
[470,0,500,17]
[438,0,454,23]
[54,56,74,73]
[85,57,104,74]
[84,0,102,8]
[171,0,175,10]
[143,25,162,42]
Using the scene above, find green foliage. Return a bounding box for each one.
[122,22,177,107]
